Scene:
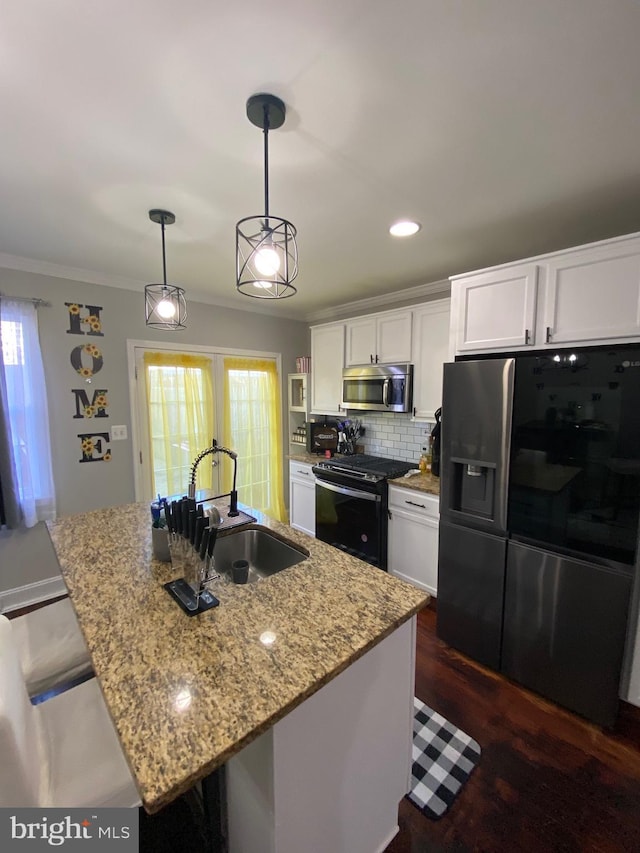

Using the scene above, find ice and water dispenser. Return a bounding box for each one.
[448,461,497,520]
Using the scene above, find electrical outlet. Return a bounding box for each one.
[111,425,128,441]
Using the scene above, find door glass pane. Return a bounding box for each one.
[144,353,214,498]
[223,358,285,521]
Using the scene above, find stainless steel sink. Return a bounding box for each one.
[213,528,308,583]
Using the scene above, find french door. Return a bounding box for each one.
[130,343,285,520]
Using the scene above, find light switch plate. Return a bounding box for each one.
[111,425,128,441]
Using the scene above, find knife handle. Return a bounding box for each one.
[194,516,206,551]
[189,509,197,545]
[174,500,182,535]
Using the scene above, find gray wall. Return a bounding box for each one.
[0,268,309,598]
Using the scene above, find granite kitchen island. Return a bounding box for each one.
[47,500,428,853]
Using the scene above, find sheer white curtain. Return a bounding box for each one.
[0,298,56,527]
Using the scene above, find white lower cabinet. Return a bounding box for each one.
[288,461,316,537]
[226,618,416,853]
[388,485,439,596]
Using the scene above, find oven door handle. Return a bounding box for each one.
[316,479,381,502]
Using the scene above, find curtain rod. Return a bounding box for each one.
[0,293,51,307]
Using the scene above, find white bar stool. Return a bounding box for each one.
[3,597,93,696]
[0,614,140,808]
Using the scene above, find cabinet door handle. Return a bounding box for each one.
[296,469,310,476]
[375,354,379,363]
[370,354,373,363]
[546,326,552,343]
[525,328,530,345]
[406,500,426,509]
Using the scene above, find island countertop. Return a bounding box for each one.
[46,503,428,814]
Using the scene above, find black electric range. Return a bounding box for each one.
[312,454,414,569]
[312,454,414,488]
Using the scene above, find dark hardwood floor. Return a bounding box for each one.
[387,602,640,853]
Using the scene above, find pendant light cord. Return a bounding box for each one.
[263,103,270,219]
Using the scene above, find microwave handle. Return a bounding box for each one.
[382,377,390,407]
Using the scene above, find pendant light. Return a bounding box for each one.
[236,94,298,299]
[145,209,187,330]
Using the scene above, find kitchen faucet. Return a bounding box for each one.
[188,440,239,516]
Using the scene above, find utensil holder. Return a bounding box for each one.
[152,526,171,562]
[232,559,249,584]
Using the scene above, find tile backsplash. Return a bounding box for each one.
[350,412,432,465]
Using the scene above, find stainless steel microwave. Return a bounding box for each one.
[341,363,413,413]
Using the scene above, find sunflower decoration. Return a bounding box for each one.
[84,405,96,418]
[84,343,101,358]
[87,315,102,333]
[78,367,93,378]
[95,393,108,408]
[81,437,94,455]
[103,450,112,462]
[68,304,81,315]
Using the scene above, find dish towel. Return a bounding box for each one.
[408,697,481,819]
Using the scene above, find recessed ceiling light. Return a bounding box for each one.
[389,220,421,237]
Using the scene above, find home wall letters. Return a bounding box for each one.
[65,302,112,463]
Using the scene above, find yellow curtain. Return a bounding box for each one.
[143,351,214,498]
[222,357,286,521]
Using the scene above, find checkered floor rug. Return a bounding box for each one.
[408,697,481,820]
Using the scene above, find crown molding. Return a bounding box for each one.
[0,250,449,324]
[303,278,450,323]
[0,251,151,291]
[0,251,306,321]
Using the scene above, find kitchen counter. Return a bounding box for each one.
[288,451,340,465]
[388,471,441,496]
[46,501,428,815]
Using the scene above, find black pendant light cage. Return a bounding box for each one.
[236,94,298,299]
[145,209,187,330]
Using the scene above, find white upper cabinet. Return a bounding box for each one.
[542,238,640,345]
[451,232,640,355]
[452,264,538,353]
[345,309,412,365]
[310,322,345,415]
[411,298,451,421]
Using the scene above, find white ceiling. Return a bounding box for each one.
[1,0,640,321]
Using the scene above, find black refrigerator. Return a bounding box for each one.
[436,346,640,727]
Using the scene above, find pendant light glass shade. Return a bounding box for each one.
[145,209,187,330]
[236,94,298,299]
